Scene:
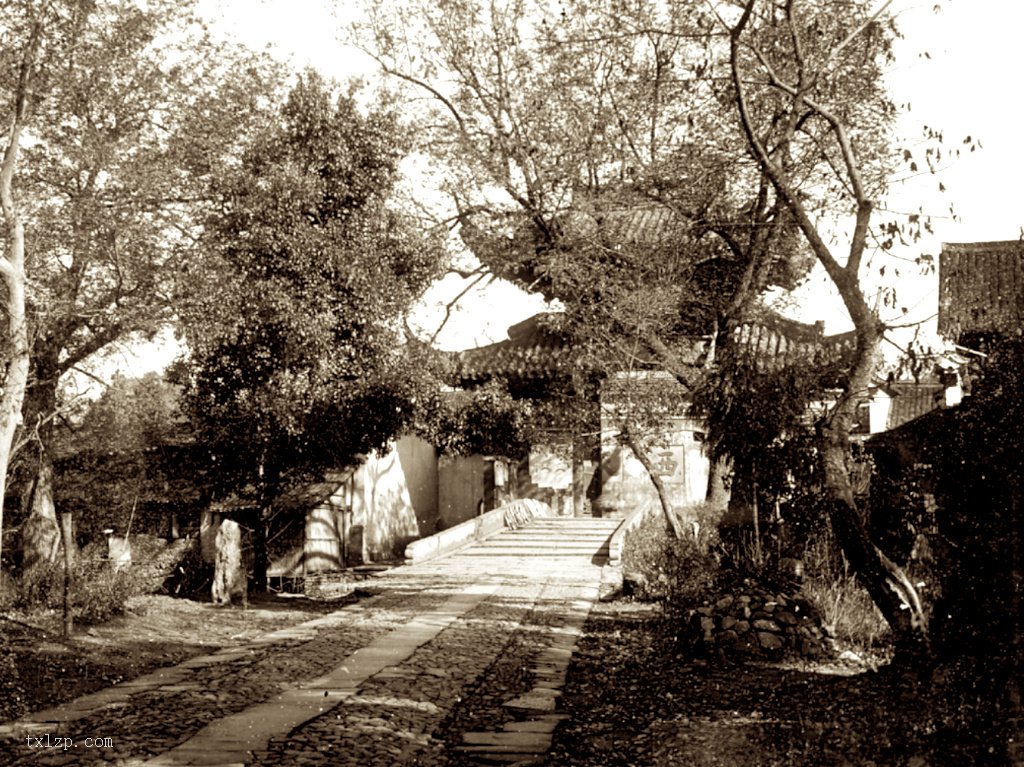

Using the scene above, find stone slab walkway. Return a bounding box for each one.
[0,520,615,767]
[453,581,599,767]
[144,584,498,767]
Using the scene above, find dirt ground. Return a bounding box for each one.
[0,591,356,722]
[2,586,1018,766]
[549,600,1020,767]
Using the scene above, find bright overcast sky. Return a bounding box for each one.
[183,0,1023,351]
[888,1,1024,243]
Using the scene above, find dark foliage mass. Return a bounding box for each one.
[414,381,535,460]
[179,72,445,499]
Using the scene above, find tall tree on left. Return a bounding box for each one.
[0,0,87,571]
[1,0,283,578]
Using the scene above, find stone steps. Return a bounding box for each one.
[499,528,616,538]
[453,518,619,563]
[474,537,612,547]
[462,543,611,552]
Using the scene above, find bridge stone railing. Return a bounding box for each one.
[606,501,654,567]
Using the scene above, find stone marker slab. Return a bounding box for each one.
[461,731,551,751]
[501,716,567,734]
[504,694,559,712]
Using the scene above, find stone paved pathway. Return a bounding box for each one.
[0,518,618,767]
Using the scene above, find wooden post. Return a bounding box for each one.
[751,473,762,566]
[340,506,349,569]
[572,446,585,518]
[60,511,74,638]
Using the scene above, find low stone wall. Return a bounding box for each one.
[81,534,197,596]
[686,583,834,661]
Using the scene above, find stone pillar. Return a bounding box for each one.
[212,519,247,608]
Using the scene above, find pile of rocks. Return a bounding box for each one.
[686,585,834,661]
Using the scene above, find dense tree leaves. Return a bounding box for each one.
[59,373,186,458]
[414,381,534,459]
[50,373,203,543]
[355,0,823,532]
[180,71,445,521]
[178,74,447,589]
[908,341,1023,666]
[859,339,1023,761]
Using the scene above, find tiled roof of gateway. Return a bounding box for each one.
[939,240,1024,339]
[457,314,574,382]
[457,311,853,383]
[561,206,689,246]
[732,313,855,370]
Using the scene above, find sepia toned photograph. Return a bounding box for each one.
[0,1,1020,765]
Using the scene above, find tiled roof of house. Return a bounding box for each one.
[883,382,945,431]
[939,240,1024,339]
[211,469,356,514]
[272,470,355,512]
[864,399,959,453]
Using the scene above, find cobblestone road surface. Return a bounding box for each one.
[0,519,616,767]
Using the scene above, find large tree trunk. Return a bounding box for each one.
[822,325,930,658]
[0,314,29,572]
[820,436,929,658]
[19,351,66,579]
[0,23,40,571]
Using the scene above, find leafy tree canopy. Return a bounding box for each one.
[51,372,199,542]
[179,72,446,499]
[1,0,288,575]
[414,381,534,459]
[58,372,187,458]
[355,0,827,377]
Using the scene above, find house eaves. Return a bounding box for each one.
[939,240,1024,340]
[882,382,946,431]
